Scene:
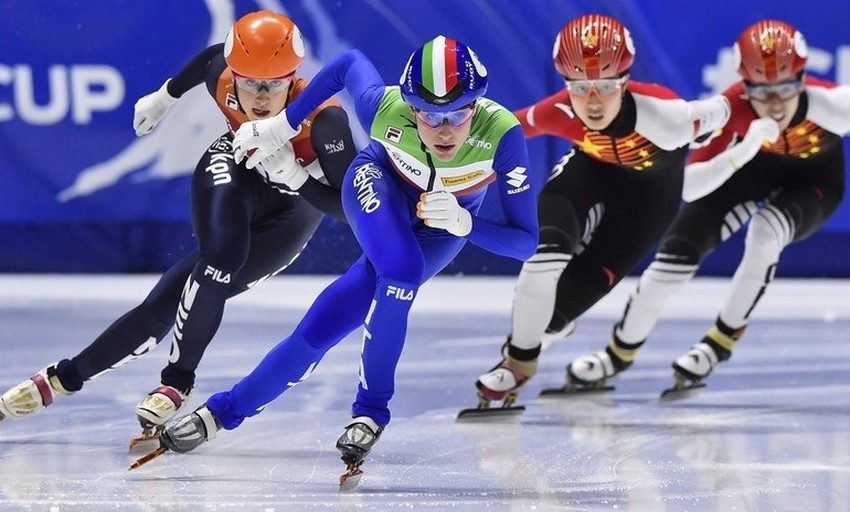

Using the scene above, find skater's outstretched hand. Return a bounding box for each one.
[133,80,178,136]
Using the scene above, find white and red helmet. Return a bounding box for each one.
[553,14,635,80]
[734,20,807,82]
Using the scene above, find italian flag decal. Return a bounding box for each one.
[420,35,458,97]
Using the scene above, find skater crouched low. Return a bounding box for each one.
[133,34,538,487]
[470,13,731,410]
[1,10,356,438]
[562,19,850,399]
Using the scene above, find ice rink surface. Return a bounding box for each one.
[1,274,849,511]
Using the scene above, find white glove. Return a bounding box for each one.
[689,95,731,140]
[256,144,309,191]
[232,109,302,169]
[133,79,178,136]
[682,117,781,202]
[728,117,781,169]
[416,190,473,237]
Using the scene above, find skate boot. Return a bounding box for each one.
[336,416,383,490]
[541,332,639,396]
[475,355,536,405]
[160,404,221,453]
[129,404,221,470]
[465,346,537,416]
[671,339,731,383]
[562,348,629,392]
[661,323,738,400]
[0,363,73,421]
[131,385,191,447]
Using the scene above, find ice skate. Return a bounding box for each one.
[540,350,623,396]
[336,416,383,490]
[130,385,191,449]
[0,364,73,421]
[129,404,221,470]
[660,341,727,400]
[457,356,534,421]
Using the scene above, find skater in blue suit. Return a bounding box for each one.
[135,36,538,480]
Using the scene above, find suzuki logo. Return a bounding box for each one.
[506,166,528,188]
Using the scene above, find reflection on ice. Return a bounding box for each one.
[0,275,849,511]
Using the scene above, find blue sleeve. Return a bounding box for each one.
[286,49,385,132]
[466,125,538,260]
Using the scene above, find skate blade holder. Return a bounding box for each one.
[339,461,364,491]
[538,381,615,397]
[659,381,706,401]
[456,404,525,422]
[456,390,526,422]
[129,427,163,452]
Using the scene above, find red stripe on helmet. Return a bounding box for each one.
[444,37,459,91]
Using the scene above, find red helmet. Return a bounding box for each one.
[224,11,305,79]
[553,14,635,80]
[734,20,807,82]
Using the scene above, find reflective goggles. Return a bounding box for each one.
[565,76,628,97]
[413,105,476,128]
[232,72,293,94]
[744,79,803,102]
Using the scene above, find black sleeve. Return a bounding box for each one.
[166,43,225,98]
[298,106,358,223]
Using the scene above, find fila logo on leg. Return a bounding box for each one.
[386,285,414,301]
[204,265,231,284]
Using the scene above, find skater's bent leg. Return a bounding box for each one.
[510,251,572,351]
[342,160,431,426]
[209,263,376,429]
[208,332,323,429]
[161,203,325,391]
[64,253,196,387]
[718,206,789,329]
[510,193,581,352]
[352,277,420,426]
[616,235,701,344]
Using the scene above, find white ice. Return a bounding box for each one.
[1,274,849,511]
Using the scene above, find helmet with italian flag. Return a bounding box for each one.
[399,35,489,112]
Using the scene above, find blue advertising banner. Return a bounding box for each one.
[1,0,848,275]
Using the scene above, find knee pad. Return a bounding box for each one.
[745,207,792,255]
[657,235,702,267]
[538,225,577,255]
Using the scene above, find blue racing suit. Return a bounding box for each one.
[208,50,538,428]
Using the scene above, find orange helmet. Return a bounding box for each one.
[734,20,807,82]
[553,14,635,80]
[224,11,305,79]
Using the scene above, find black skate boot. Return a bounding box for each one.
[336,416,383,490]
[129,404,221,469]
